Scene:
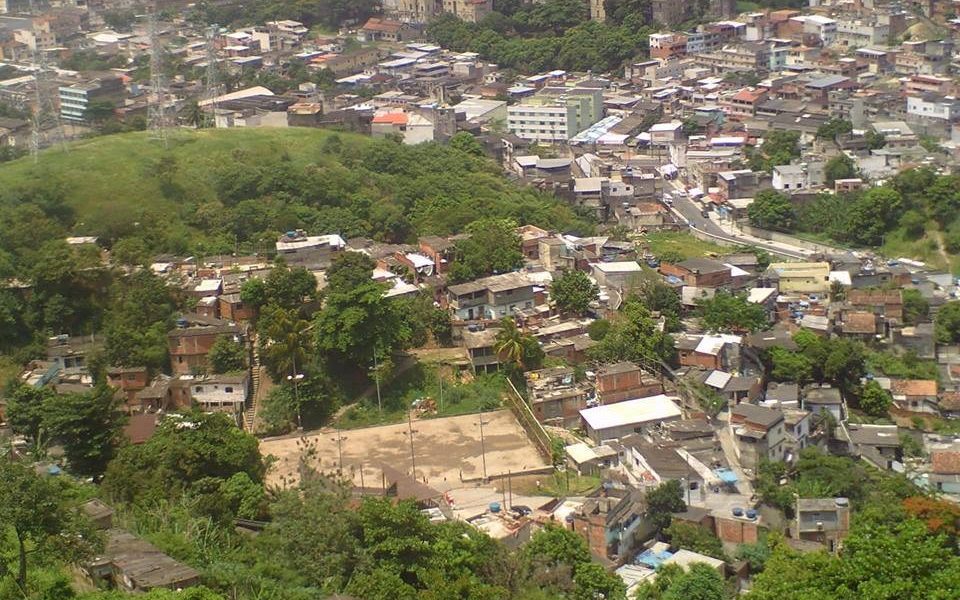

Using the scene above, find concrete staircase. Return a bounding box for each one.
[244,337,262,432]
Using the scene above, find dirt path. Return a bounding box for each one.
[935,231,952,271]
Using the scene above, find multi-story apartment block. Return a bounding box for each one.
[58,74,125,122]
[507,86,604,142]
[907,94,960,122]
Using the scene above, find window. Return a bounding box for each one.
[195,386,202,393]
[225,387,234,393]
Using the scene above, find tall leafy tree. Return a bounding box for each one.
[103,411,264,505]
[589,299,674,366]
[645,480,686,531]
[42,384,126,479]
[857,380,892,418]
[314,253,412,370]
[935,301,960,343]
[748,189,795,231]
[697,291,769,333]
[207,335,246,374]
[0,460,100,588]
[449,219,523,283]
[550,269,599,315]
[259,305,312,383]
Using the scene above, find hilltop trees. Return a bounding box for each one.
[207,335,246,374]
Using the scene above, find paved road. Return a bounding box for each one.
[663,180,817,260]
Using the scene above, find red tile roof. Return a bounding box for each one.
[891,379,938,397]
[362,17,403,33]
[372,112,408,125]
[931,450,960,475]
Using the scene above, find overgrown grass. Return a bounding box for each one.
[880,226,953,273]
[513,471,601,497]
[334,363,507,429]
[866,349,939,381]
[0,128,344,220]
[642,232,728,260]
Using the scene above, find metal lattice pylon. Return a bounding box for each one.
[203,24,221,108]
[30,48,68,162]
[147,12,168,147]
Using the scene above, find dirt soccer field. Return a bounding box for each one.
[261,409,550,492]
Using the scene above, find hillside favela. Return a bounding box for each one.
[1,0,960,598]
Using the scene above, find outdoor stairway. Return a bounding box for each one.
[244,337,261,432]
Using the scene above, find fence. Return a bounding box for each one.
[504,377,553,462]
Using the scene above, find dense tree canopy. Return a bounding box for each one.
[102,411,265,505]
[748,189,795,231]
[449,219,524,283]
[588,299,674,366]
[697,291,769,333]
[427,3,656,74]
[550,269,599,315]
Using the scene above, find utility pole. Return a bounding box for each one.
[333,428,345,473]
[287,353,303,430]
[439,369,443,414]
[477,410,488,480]
[372,348,382,412]
[406,409,417,479]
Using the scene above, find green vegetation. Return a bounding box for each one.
[0,128,588,257]
[449,218,525,283]
[427,0,657,73]
[697,291,769,333]
[189,0,379,30]
[551,269,600,315]
[663,521,725,559]
[758,167,960,271]
[865,348,938,381]
[588,298,674,366]
[335,369,507,429]
[936,301,960,344]
[748,189,795,232]
[515,471,602,496]
[746,130,800,172]
[643,232,727,261]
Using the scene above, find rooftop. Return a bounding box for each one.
[580,395,682,432]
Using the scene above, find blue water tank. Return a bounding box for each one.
[489,502,501,513]
[732,507,744,517]
[746,509,757,520]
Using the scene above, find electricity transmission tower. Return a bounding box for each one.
[203,24,221,109]
[30,48,67,162]
[147,11,169,147]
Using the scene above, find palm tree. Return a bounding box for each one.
[494,318,525,369]
[260,307,312,383]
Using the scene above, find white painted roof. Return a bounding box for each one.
[580,395,682,432]
[705,370,733,389]
[593,261,643,273]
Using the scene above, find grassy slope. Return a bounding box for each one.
[0,128,341,217]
